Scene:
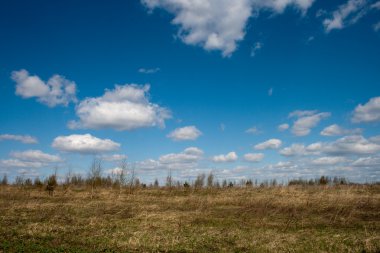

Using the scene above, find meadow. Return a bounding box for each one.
[0,180,379,252]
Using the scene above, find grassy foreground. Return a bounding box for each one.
[0,185,379,252]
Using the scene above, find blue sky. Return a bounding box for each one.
[1,0,380,183]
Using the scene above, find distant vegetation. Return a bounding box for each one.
[0,160,379,252]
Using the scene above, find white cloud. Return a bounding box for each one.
[0,150,62,169]
[105,167,125,175]
[245,126,261,134]
[251,42,263,57]
[281,135,380,157]
[144,147,205,171]
[11,69,77,107]
[278,123,289,131]
[138,67,160,74]
[351,156,380,167]
[352,96,380,123]
[0,159,43,168]
[290,110,331,136]
[167,126,202,141]
[311,156,348,165]
[212,151,238,163]
[321,135,380,155]
[268,87,273,96]
[52,134,120,154]
[279,142,322,156]
[142,0,315,56]
[69,84,171,131]
[374,21,380,31]
[0,134,38,144]
[323,0,368,32]
[288,110,318,118]
[369,135,380,144]
[371,1,380,9]
[100,154,128,162]
[254,139,282,150]
[320,124,362,136]
[243,153,264,162]
[10,150,62,163]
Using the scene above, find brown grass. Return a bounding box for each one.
[0,185,379,252]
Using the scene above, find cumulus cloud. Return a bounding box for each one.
[321,135,380,155]
[160,147,204,164]
[351,156,380,167]
[0,150,62,169]
[243,153,264,162]
[212,151,238,163]
[278,123,289,131]
[369,135,380,144]
[11,69,77,107]
[0,159,44,168]
[0,134,38,144]
[289,110,331,136]
[11,150,62,163]
[281,135,380,157]
[142,0,315,56]
[311,156,348,165]
[167,126,202,141]
[352,96,380,123]
[320,124,362,136]
[323,0,369,32]
[254,139,282,150]
[279,143,318,156]
[69,84,171,131]
[52,134,120,154]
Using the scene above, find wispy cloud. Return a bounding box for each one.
[138,67,160,74]
[0,134,38,144]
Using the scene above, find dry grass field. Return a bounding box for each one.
[0,185,379,252]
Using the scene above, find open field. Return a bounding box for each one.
[0,185,380,252]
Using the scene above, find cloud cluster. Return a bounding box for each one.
[212,151,238,163]
[69,84,171,131]
[320,124,362,136]
[290,110,331,136]
[0,150,62,169]
[243,153,264,162]
[167,126,202,141]
[352,96,380,123]
[11,69,77,107]
[323,0,380,32]
[52,134,120,154]
[142,0,315,56]
[254,139,282,150]
[160,147,204,164]
[0,134,38,144]
[280,135,380,157]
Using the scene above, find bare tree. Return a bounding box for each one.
[207,172,214,188]
[166,169,173,189]
[194,173,205,189]
[117,158,128,197]
[153,178,159,188]
[128,163,136,194]
[1,174,7,186]
[89,158,102,198]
